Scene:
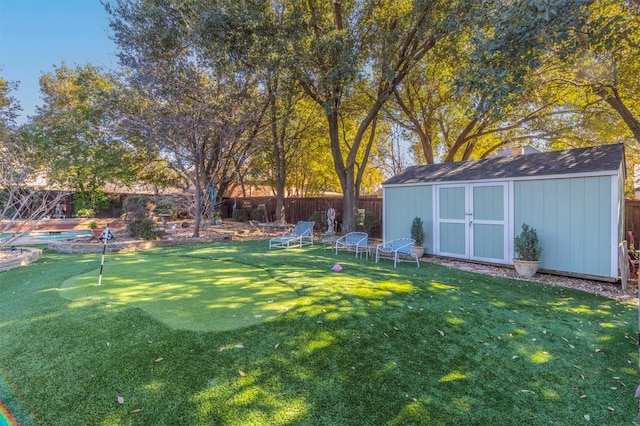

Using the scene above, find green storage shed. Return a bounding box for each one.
[382,144,626,280]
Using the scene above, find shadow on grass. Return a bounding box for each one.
[0,241,637,425]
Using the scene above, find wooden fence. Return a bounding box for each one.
[228,197,640,242]
[625,199,640,242]
[222,196,383,238]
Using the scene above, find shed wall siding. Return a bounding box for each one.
[383,185,433,251]
[514,176,612,277]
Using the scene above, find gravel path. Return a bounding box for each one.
[422,256,638,305]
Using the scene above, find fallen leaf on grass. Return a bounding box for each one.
[238,370,246,377]
[274,343,280,349]
[155,357,163,363]
[130,409,141,413]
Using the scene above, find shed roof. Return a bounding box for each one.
[383,144,624,186]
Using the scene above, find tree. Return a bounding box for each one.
[191,0,478,229]
[27,63,167,216]
[388,35,586,163]
[0,77,69,247]
[462,0,640,192]
[549,0,640,145]
[276,0,475,231]
[108,0,268,235]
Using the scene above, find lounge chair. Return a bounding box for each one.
[335,232,368,257]
[376,238,420,268]
[269,221,315,249]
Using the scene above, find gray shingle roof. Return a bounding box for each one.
[383,144,625,186]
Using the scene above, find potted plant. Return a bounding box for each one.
[513,223,541,277]
[88,220,99,237]
[410,217,426,258]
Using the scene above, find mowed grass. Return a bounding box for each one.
[60,253,301,332]
[0,240,637,425]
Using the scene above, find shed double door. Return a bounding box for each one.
[436,183,509,263]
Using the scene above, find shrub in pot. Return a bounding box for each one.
[410,217,425,258]
[513,223,541,277]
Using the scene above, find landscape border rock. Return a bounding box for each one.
[0,248,42,272]
[48,235,232,254]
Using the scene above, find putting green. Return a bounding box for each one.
[59,252,301,332]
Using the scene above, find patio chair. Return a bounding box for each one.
[376,238,420,268]
[335,232,368,258]
[268,221,315,249]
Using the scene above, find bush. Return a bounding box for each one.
[122,195,154,221]
[232,209,248,222]
[250,208,265,223]
[308,211,323,231]
[410,217,425,246]
[76,208,95,218]
[122,195,164,240]
[356,211,379,234]
[73,190,110,216]
[127,217,164,240]
[154,196,177,218]
[514,223,541,261]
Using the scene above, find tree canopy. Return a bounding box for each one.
[3,0,640,226]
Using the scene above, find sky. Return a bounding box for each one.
[0,0,118,123]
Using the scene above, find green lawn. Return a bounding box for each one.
[0,241,637,425]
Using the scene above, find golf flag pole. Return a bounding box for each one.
[97,224,114,286]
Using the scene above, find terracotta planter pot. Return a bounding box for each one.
[513,259,539,278]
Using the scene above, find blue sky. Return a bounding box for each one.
[0,0,118,123]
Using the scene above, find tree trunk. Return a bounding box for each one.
[192,162,202,238]
[269,79,287,223]
[342,174,358,233]
[597,86,640,144]
[192,185,202,238]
